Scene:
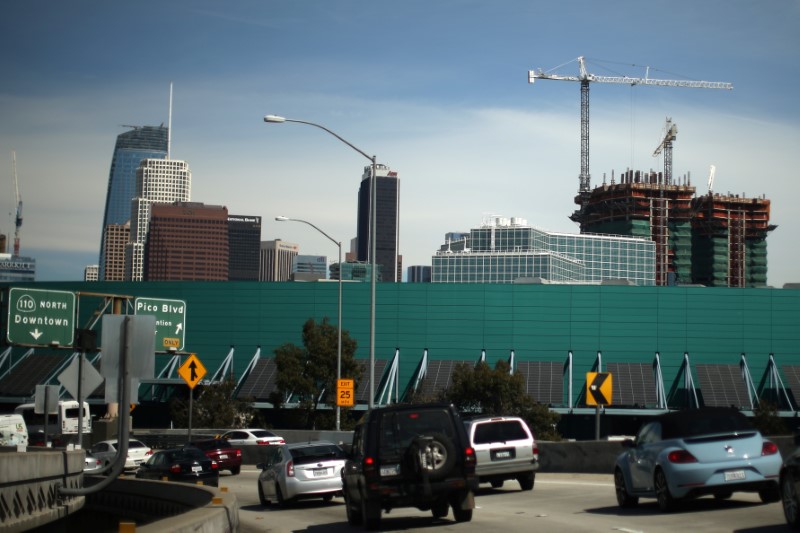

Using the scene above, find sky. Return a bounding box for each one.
[1,1,798,286]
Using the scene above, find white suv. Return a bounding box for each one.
[463,416,538,490]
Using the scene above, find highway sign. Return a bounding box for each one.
[134,297,187,351]
[337,379,355,407]
[178,354,206,389]
[586,372,613,406]
[6,288,75,346]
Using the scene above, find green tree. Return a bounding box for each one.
[169,378,260,429]
[751,399,789,436]
[439,360,562,441]
[272,317,362,429]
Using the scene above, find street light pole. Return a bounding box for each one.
[276,216,343,430]
[265,115,377,409]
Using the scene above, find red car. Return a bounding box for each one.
[188,438,243,475]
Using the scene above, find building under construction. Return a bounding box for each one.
[571,169,773,287]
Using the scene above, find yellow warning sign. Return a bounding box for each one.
[337,379,355,407]
[178,353,207,389]
[586,372,613,406]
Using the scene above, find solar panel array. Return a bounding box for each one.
[515,361,563,405]
[236,358,278,400]
[415,360,460,399]
[781,366,800,393]
[0,354,66,396]
[695,364,751,408]
[606,362,657,407]
[355,359,388,403]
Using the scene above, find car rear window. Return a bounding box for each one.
[660,408,754,439]
[190,440,228,451]
[290,444,345,464]
[379,409,456,455]
[128,441,147,449]
[251,430,276,438]
[472,420,529,444]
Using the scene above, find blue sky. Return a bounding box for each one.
[1,1,798,286]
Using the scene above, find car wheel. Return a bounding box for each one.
[518,472,535,491]
[408,432,456,481]
[614,468,638,507]
[431,499,449,518]
[654,468,675,512]
[783,472,800,529]
[257,482,269,506]
[760,483,781,503]
[361,497,381,531]
[452,506,473,523]
[230,466,241,475]
[343,489,362,526]
[490,479,504,489]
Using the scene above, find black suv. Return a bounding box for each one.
[342,403,478,530]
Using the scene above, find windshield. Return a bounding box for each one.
[290,444,345,465]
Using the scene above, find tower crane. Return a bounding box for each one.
[653,118,678,185]
[12,151,22,257]
[528,56,732,199]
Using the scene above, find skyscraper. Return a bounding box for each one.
[99,126,168,280]
[144,202,228,281]
[356,164,400,282]
[228,215,262,281]
[125,158,191,281]
[259,239,299,281]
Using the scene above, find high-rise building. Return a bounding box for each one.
[408,265,431,283]
[84,265,99,281]
[228,215,261,281]
[99,126,168,280]
[260,240,299,281]
[125,158,191,281]
[144,202,228,281]
[101,222,130,281]
[356,164,400,282]
[0,254,35,282]
[432,215,655,285]
[292,254,327,281]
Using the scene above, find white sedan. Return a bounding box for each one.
[220,429,285,446]
[90,439,153,470]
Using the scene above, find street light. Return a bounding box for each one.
[264,115,377,409]
[276,216,343,430]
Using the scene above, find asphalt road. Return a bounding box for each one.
[217,469,791,533]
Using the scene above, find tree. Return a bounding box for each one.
[169,378,260,429]
[439,360,562,441]
[751,399,789,436]
[272,317,362,429]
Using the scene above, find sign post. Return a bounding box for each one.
[586,372,613,440]
[134,297,187,351]
[178,354,206,441]
[7,288,75,346]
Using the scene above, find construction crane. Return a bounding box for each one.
[653,118,678,185]
[12,151,22,257]
[528,56,732,197]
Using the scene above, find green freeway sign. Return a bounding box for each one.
[6,288,76,346]
[134,297,187,351]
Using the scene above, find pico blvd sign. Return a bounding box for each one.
[6,288,75,346]
[134,297,187,351]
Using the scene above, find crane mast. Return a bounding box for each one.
[12,151,22,257]
[653,118,678,185]
[528,56,732,196]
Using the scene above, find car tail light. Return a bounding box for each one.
[257,440,268,445]
[211,461,219,470]
[464,447,476,467]
[286,459,295,477]
[533,444,539,460]
[762,441,779,456]
[667,450,697,463]
[235,449,242,458]
[145,449,153,456]
[169,464,182,473]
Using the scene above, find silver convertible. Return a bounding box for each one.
[614,407,782,512]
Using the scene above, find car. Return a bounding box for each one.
[90,439,153,471]
[780,435,800,528]
[188,438,243,475]
[614,407,782,512]
[463,415,538,490]
[256,440,346,507]
[83,451,104,474]
[219,429,285,446]
[342,402,478,530]
[135,446,219,487]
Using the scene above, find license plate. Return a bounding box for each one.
[219,454,228,460]
[313,468,328,477]
[192,466,202,473]
[380,464,400,476]
[724,470,746,481]
[496,451,511,459]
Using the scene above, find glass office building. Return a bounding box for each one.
[99,126,168,279]
[432,216,655,285]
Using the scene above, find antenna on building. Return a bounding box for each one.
[167,82,173,159]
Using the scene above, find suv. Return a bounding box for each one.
[342,403,478,530]
[463,416,538,490]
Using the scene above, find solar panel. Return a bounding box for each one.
[236,358,278,400]
[515,361,563,405]
[606,362,657,407]
[355,359,388,403]
[0,354,66,396]
[695,364,751,408]
[416,360,460,399]
[781,365,800,393]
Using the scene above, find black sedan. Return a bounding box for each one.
[135,446,219,487]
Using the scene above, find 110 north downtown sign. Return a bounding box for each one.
[6,288,76,346]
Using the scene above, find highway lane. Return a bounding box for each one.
[217,470,788,532]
